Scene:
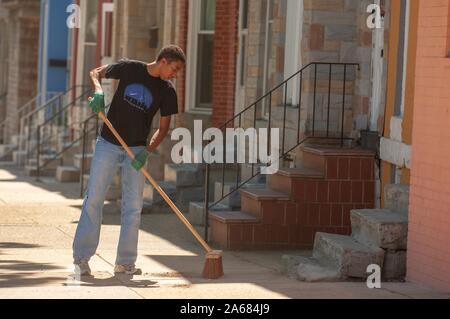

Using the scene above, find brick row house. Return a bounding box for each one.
[0,0,448,292]
[0,0,40,145]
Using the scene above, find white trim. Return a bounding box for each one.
[369,0,385,131]
[284,0,303,106]
[185,0,199,112]
[185,0,214,113]
[262,0,274,117]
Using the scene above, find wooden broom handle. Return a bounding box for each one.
[98,112,213,254]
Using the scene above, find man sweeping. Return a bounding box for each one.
[73,45,185,276]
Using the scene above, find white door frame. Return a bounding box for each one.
[370,0,386,131]
[284,0,303,107]
[101,2,114,106]
[185,0,214,113]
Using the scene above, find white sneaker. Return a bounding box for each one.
[114,264,140,275]
[74,261,91,276]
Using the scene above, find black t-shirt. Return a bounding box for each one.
[101,59,178,146]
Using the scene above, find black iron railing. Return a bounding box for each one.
[203,62,359,240]
[35,88,91,179]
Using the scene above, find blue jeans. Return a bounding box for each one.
[73,136,146,266]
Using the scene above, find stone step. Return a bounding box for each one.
[73,153,93,172]
[268,166,324,196]
[12,150,27,165]
[56,166,80,183]
[143,181,177,204]
[146,152,164,181]
[0,144,15,156]
[281,255,341,282]
[28,156,61,170]
[312,232,385,279]
[81,171,121,201]
[189,201,231,226]
[142,199,175,215]
[384,184,409,214]
[351,209,408,250]
[164,163,204,187]
[25,165,56,177]
[9,135,22,146]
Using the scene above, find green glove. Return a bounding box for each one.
[131,149,149,171]
[89,92,105,114]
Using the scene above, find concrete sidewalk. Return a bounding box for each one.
[0,166,448,299]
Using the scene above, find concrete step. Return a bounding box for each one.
[214,182,242,209]
[73,153,93,172]
[81,171,121,200]
[10,134,22,146]
[12,150,27,165]
[164,163,204,187]
[351,209,408,250]
[143,181,177,204]
[142,199,175,215]
[281,255,341,282]
[56,166,80,183]
[384,184,409,214]
[146,152,164,181]
[28,156,61,170]
[25,165,56,177]
[0,144,15,156]
[312,232,385,279]
[188,201,230,226]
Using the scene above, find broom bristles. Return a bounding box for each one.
[202,250,224,279]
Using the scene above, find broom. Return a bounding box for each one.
[98,112,224,279]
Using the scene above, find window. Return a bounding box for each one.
[187,0,216,111]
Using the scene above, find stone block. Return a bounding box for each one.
[351,209,408,250]
[382,250,407,280]
[313,232,385,278]
[56,166,80,183]
[384,184,410,214]
[164,164,204,187]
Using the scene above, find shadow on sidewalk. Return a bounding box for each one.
[0,166,81,200]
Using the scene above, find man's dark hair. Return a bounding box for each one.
[157,45,186,64]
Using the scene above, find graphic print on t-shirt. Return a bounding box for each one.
[123,83,153,112]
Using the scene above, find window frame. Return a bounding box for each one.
[186,0,216,113]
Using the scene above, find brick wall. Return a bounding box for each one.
[407,0,450,292]
[211,0,239,127]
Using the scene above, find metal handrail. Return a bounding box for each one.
[203,62,360,241]
[79,113,101,197]
[22,86,89,166]
[35,89,91,178]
